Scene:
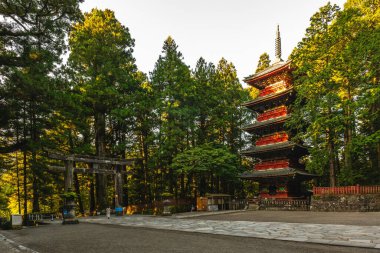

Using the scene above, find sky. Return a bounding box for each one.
[80,0,346,82]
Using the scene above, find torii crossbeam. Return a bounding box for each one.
[46,152,137,224]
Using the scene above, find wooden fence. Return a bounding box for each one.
[313,185,380,196]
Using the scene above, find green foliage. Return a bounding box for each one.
[62,191,77,200]
[67,8,138,210]
[0,0,82,214]
[255,52,271,73]
[289,1,380,186]
[161,192,174,198]
[7,0,379,213]
[172,143,239,177]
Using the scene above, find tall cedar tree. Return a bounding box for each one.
[68,9,137,210]
[290,1,380,186]
[150,37,192,196]
[0,0,82,214]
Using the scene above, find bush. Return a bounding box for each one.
[0,218,12,230]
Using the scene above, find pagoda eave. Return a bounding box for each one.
[243,115,290,133]
[244,60,292,89]
[241,141,308,156]
[240,167,317,180]
[242,88,294,110]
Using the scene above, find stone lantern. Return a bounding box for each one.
[162,199,172,216]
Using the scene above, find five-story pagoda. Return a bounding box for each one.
[241,26,315,199]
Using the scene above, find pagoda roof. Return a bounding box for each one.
[243,115,290,133]
[241,141,307,156]
[240,167,317,179]
[244,60,291,85]
[242,87,293,109]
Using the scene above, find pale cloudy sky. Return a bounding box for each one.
[80,0,346,82]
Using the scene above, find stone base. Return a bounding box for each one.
[248,204,260,210]
[311,194,380,212]
[259,198,310,211]
[62,219,79,225]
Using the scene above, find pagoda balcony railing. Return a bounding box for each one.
[257,106,287,122]
[313,185,380,195]
[255,159,289,170]
[258,81,287,97]
[255,132,288,146]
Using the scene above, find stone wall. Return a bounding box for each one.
[258,198,310,211]
[311,194,380,212]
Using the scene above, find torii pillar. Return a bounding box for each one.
[62,156,78,224]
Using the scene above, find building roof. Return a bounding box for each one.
[240,167,317,179]
[243,115,290,132]
[241,141,307,156]
[242,87,294,109]
[244,60,291,84]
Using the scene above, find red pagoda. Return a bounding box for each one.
[241,26,315,201]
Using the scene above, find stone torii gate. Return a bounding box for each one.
[47,152,135,224]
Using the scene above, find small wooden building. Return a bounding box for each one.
[196,194,232,211]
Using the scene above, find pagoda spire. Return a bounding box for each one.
[274,25,283,63]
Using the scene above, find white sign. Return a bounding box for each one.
[11,214,23,227]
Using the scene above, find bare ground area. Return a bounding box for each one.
[1,223,379,253]
[191,210,380,226]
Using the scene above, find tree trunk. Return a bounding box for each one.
[95,112,107,211]
[180,173,185,198]
[23,150,28,216]
[193,175,197,206]
[199,115,206,145]
[186,174,192,199]
[210,173,214,193]
[343,89,353,179]
[74,171,84,215]
[327,130,336,187]
[16,152,21,214]
[200,174,206,196]
[89,172,96,215]
[32,152,39,213]
[370,103,380,175]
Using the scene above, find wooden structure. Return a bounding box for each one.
[313,185,380,196]
[240,26,315,201]
[197,194,231,211]
[47,152,135,224]
[196,194,246,211]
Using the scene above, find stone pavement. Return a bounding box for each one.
[0,233,38,252]
[81,215,380,249]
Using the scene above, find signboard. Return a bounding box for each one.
[11,214,23,228]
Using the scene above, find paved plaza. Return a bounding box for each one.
[1,222,378,253]
[81,212,380,249]
[2,211,380,252]
[190,210,380,226]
